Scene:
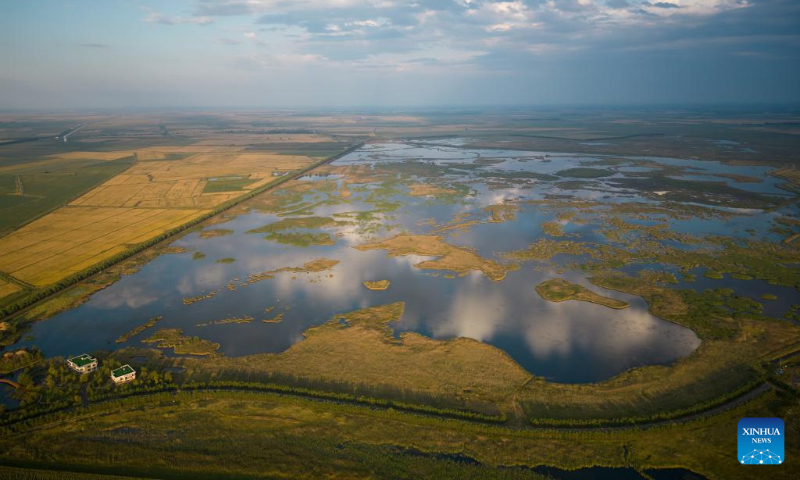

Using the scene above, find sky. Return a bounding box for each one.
[0,0,798,108]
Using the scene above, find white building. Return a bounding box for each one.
[67,354,97,374]
[111,365,136,384]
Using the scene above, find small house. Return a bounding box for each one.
[67,354,98,374]
[111,365,136,384]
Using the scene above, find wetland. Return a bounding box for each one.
[11,140,798,385]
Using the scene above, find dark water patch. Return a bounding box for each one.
[645,468,709,480]
[392,445,707,480]
[679,268,799,319]
[0,382,20,409]
[533,466,646,480]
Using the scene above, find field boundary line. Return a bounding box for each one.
[0,271,32,290]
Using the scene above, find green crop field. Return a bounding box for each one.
[202,177,257,193]
[0,157,134,234]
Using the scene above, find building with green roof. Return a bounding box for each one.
[67,354,97,374]
[111,364,136,384]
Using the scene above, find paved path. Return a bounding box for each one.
[0,378,21,389]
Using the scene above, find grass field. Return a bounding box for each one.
[0,385,795,479]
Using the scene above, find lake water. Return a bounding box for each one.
[16,141,797,384]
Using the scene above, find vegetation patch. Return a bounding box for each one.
[199,228,233,239]
[265,232,335,247]
[0,348,42,374]
[142,328,220,356]
[407,184,457,196]
[505,238,594,261]
[203,176,257,193]
[183,290,217,305]
[115,316,162,343]
[536,278,629,309]
[541,221,566,237]
[263,312,285,323]
[484,204,519,223]
[363,280,390,291]
[357,234,517,281]
[216,257,236,264]
[188,303,529,405]
[197,315,253,327]
[246,216,341,234]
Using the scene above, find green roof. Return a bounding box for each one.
[68,354,96,367]
[112,365,135,377]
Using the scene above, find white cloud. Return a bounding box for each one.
[144,10,213,26]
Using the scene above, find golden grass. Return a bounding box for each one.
[263,312,285,323]
[407,184,457,196]
[363,280,390,291]
[198,228,233,239]
[356,234,517,281]
[241,258,339,286]
[484,204,519,223]
[142,328,220,356]
[190,303,530,404]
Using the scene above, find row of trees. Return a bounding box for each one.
[180,380,507,424]
[529,379,763,428]
[1,372,505,433]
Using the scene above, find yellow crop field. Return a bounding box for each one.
[0,206,208,286]
[46,151,135,161]
[0,280,21,300]
[0,140,321,288]
[71,151,312,209]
